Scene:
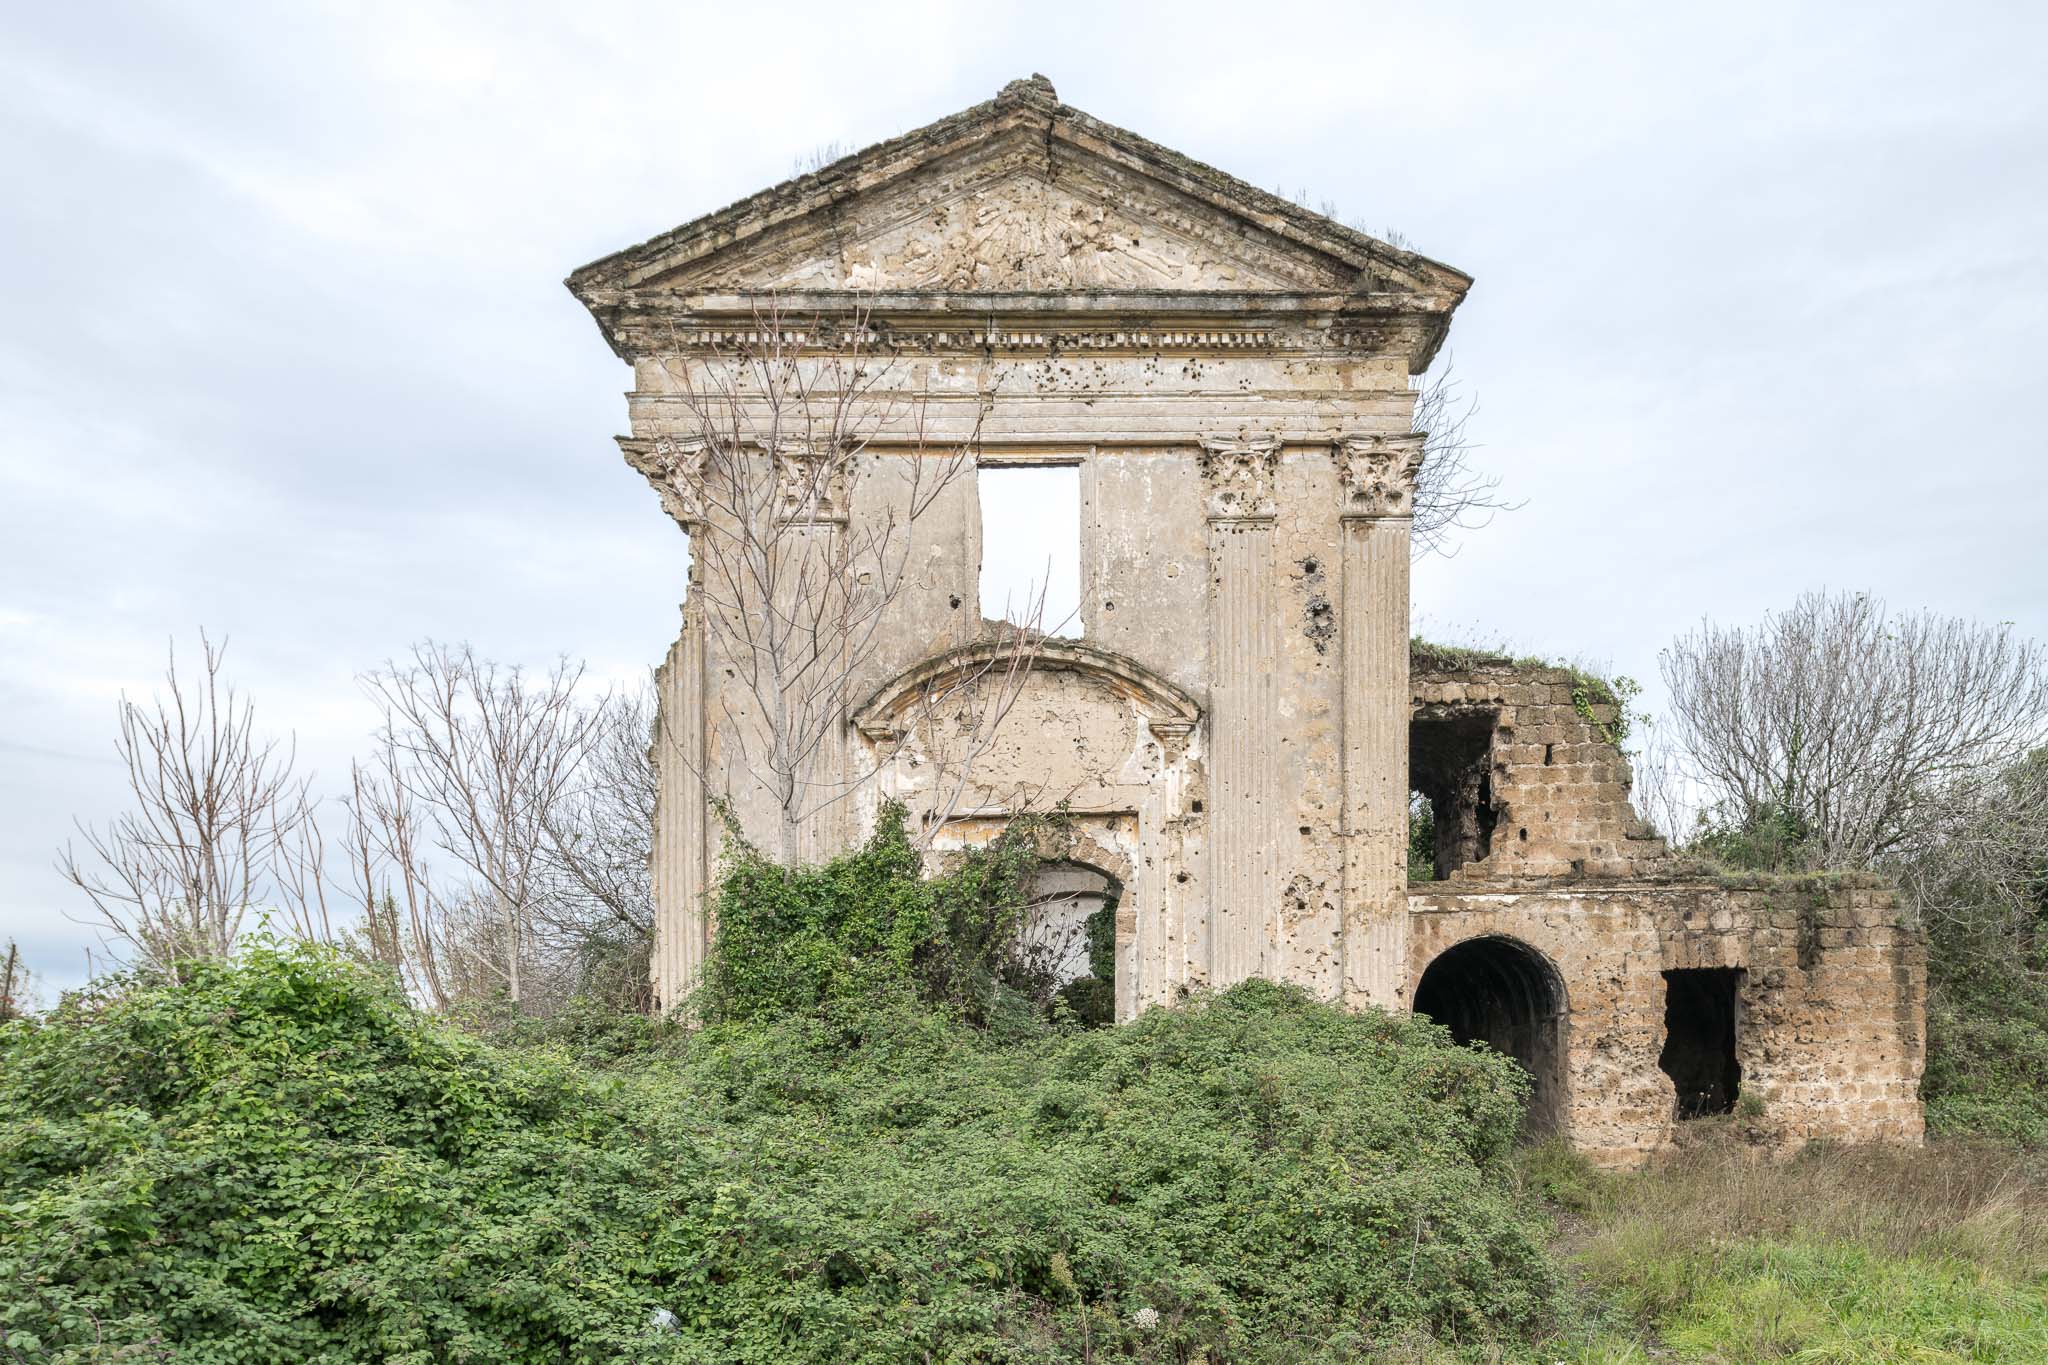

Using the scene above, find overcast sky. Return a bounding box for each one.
[5,1,2043,991]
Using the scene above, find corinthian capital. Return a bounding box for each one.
[771,441,849,527]
[1335,433,1426,520]
[1198,435,1280,523]
[622,436,713,529]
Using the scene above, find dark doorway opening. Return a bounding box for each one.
[1659,968,1743,1118]
[1413,935,1567,1137]
[1409,711,1500,879]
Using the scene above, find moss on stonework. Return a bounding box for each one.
[1409,637,1619,706]
[1687,867,1887,894]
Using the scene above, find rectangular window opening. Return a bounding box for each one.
[1659,967,1744,1119]
[978,464,1081,638]
[1408,711,1500,880]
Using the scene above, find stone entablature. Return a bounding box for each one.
[569,76,1925,1166]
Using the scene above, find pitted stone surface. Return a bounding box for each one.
[570,79,1924,1164]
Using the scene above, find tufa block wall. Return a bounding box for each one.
[1406,649,1925,1166]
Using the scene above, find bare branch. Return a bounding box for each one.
[1409,357,1518,559]
[645,294,1038,865]
[1659,591,2048,869]
[359,643,601,1008]
[57,632,312,975]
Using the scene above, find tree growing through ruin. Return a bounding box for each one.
[642,298,1045,863]
[58,633,316,977]
[1658,590,2048,870]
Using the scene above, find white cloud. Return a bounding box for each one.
[4,0,2044,989]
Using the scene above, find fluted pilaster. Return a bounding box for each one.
[651,587,709,1013]
[1338,434,1425,1008]
[1202,437,1281,986]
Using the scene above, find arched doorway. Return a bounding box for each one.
[1413,936,1568,1137]
[1017,860,1121,1027]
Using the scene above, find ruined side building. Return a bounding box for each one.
[568,77,1924,1165]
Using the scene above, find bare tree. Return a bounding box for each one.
[638,297,1042,863]
[1408,358,1516,559]
[539,682,657,942]
[342,739,458,1010]
[1626,716,1704,845]
[273,803,339,947]
[59,633,314,975]
[1659,591,2048,869]
[1896,747,2048,971]
[360,643,600,1007]
[0,941,31,1021]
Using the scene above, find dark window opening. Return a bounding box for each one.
[1414,935,1568,1138]
[1409,711,1500,880]
[1659,967,1743,1119]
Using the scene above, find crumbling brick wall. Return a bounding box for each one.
[1730,877,1927,1147]
[1404,647,1925,1165]
[1409,645,1665,882]
[1408,876,1926,1166]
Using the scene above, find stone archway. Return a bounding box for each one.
[1413,935,1569,1138]
[849,638,1197,1022]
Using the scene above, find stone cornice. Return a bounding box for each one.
[582,290,1455,367]
[1335,433,1426,521]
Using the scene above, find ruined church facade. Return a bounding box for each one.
[570,78,1925,1165]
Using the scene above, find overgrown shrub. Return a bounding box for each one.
[1,828,1560,1362]
[693,803,1048,1027]
[1924,968,2048,1149]
[1053,897,1118,1028]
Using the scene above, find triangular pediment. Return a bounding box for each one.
[741,164,1332,293]
[568,76,1471,305]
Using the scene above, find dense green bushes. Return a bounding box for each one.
[1,816,1555,1363]
[1923,968,2048,1149]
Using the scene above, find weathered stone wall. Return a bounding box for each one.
[1407,877,1926,1166]
[1410,649,1664,881]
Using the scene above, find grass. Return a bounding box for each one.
[1519,1132,2048,1362]
[1145,1134,2048,1363]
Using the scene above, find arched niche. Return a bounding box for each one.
[850,638,1199,750]
[851,638,1200,1024]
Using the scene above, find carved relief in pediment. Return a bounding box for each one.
[744,173,1345,293]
